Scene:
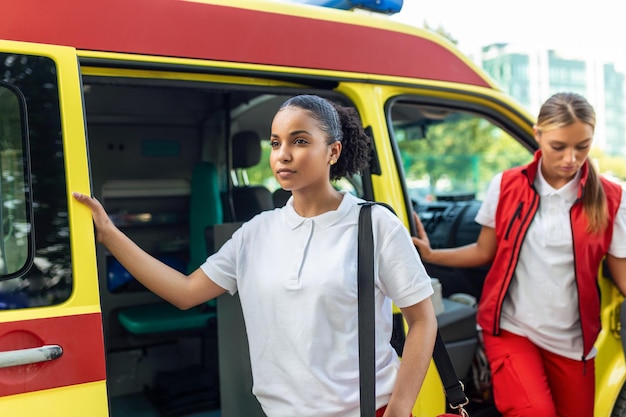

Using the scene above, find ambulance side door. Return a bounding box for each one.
[0,41,108,416]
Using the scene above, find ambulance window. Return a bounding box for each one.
[0,54,71,309]
[390,100,533,299]
[390,101,532,205]
[0,84,30,276]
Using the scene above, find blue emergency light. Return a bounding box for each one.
[292,0,403,14]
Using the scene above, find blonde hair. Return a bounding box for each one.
[536,92,607,233]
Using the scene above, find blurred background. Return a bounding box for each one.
[287,0,626,185]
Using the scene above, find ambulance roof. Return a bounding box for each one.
[1,0,492,88]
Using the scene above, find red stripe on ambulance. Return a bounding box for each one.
[0,0,490,88]
[0,313,106,397]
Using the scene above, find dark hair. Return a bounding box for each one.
[279,95,371,181]
[537,92,607,233]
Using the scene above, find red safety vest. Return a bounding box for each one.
[477,150,623,358]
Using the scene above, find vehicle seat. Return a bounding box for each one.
[436,297,478,380]
[272,188,292,207]
[188,162,223,271]
[116,162,222,344]
[222,130,274,222]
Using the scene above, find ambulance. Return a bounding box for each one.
[0,0,624,416]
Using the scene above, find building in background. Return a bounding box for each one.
[479,43,626,157]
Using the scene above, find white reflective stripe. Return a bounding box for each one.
[0,345,63,368]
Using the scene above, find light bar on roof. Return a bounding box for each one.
[292,0,403,14]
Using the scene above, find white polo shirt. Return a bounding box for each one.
[201,192,433,417]
[475,165,626,359]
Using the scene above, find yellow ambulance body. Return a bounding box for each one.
[0,1,623,416]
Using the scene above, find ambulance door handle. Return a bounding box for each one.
[0,345,63,368]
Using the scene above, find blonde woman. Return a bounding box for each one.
[413,92,626,417]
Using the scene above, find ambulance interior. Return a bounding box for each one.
[81,76,525,416]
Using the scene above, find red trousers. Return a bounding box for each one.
[482,330,594,417]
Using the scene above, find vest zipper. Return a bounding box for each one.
[504,202,523,240]
[493,192,537,336]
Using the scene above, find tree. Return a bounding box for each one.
[398,112,532,200]
[591,148,626,184]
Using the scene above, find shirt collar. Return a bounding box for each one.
[535,158,581,204]
[282,191,358,230]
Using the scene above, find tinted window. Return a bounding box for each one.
[0,53,72,309]
[0,83,30,277]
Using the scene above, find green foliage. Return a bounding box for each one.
[422,21,458,45]
[398,113,532,200]
[591,149,626,184]
[245,141,279,191]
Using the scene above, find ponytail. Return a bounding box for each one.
[330,104,371,181]
[583,161,608,234]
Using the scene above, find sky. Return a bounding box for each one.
[391,0,626,72]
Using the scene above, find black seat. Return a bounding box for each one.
[272,188,292,207]
[436,297,478,380]
[223,130,274,222]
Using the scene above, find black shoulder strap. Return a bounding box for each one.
[433,332,469,410]
[357,202,468,416]
[357,203,376,417]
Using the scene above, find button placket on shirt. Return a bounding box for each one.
[547,194,558,241]
[287,219,314,289]
[543,192,570,246]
